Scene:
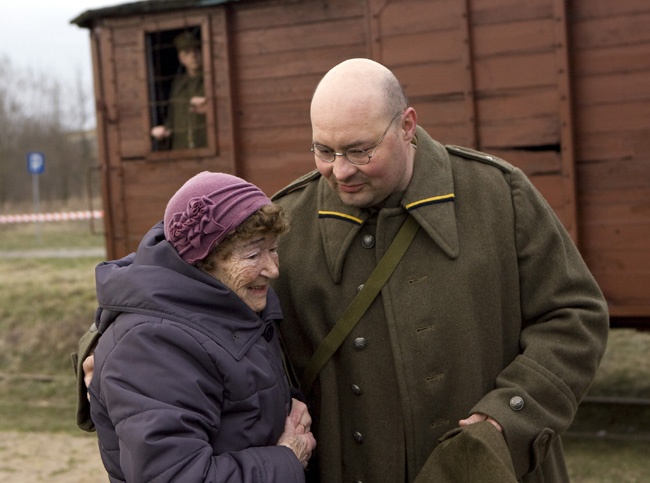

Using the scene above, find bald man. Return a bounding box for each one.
[76,58,608,482]
[270,58,608,482]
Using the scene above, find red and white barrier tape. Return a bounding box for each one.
[0,210,104,224]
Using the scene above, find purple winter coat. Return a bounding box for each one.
[88,223,305,483]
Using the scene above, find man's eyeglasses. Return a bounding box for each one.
[310,111,403,166]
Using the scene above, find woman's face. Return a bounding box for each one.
[209,234,280,313]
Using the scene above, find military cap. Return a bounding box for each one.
[173,31,201,51]
[414,421,518,482]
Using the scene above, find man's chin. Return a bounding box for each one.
[336,192,373,209]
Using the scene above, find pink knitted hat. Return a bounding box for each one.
[164,171,272,265]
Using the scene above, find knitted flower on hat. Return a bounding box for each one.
[164,172,271,264]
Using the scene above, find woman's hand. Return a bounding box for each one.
[276,399,317,468]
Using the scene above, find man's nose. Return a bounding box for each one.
[332,154,357,180]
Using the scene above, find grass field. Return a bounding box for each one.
[1,219,649,481]
[0,221,103,439]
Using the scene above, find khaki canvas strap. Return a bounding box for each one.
[299,215,420,394]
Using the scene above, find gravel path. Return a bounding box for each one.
[0,431,107,482]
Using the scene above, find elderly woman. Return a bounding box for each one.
[87,172,316,482]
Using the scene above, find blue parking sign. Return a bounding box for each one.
[27,152,45,174]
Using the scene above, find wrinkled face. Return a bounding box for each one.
[312,110,414,209]
[178,47,202,77]
[209,234,280,313]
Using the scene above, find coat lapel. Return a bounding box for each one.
[403,127,459,260]
[316,126,459,283]
[317,178,369,284]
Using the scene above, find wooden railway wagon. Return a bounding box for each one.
[72,0,650,327]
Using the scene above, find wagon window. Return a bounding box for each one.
[146,26,208,151]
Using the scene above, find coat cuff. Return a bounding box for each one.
[470,354,577,477]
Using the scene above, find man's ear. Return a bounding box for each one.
[401,107,418,143]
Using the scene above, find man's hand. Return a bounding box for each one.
[151,125,172,140]
[459,413,503,433]
[189,96,207,114]
[287,398,312,433]
[82,354,95,400]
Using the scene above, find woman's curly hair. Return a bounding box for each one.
[196,203,288,273]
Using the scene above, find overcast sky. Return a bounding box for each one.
[0,0,125,86]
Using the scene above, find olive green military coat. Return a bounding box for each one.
[271,127,609,482]
[166,73,206,150]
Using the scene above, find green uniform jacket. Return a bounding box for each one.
[271,127,609,482]
[166,72,206,150]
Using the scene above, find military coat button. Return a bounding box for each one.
[361,234,375,248]
[353,431,364,444]
[350,384,363,396]
[510,396,525,411]
[353,337,368,351]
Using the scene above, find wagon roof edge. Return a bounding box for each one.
[70,0,242,29]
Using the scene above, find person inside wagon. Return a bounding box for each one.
[150,31,207,150]
[82,171,316,482]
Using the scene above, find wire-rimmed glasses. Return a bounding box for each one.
[310,111,403,166]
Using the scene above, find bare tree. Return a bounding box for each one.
[0,56,97,210]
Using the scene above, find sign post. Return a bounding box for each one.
[27,152,45,243]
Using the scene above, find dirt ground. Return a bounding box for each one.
[0,431,107,483]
